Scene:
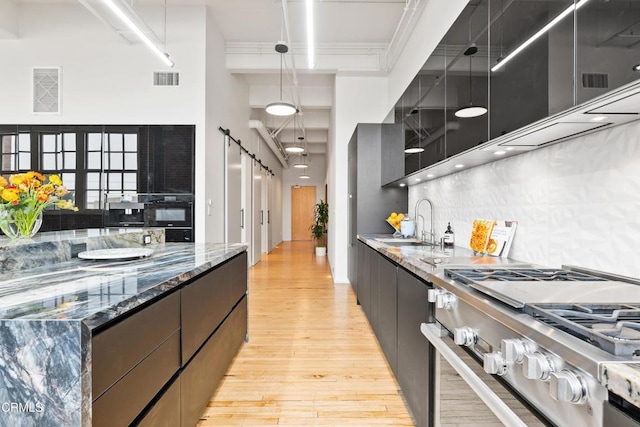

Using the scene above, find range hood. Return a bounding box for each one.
[390,78,640,186]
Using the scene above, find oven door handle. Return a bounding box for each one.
[420,323,529,427]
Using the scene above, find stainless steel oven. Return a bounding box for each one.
[423,322,549,426]
[423,266,640,427]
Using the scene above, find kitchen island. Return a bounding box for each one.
[358,234,640,426]
[0,230,247,427]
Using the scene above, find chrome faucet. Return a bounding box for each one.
[414,198,434,244]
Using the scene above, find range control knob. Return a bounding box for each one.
[436,292,457,310]
[501,338,536,364]
[522,352,555,380]
[427,288,443,303]
[454,327,476,347]
[483,352,507,376]
[549,370,587,404]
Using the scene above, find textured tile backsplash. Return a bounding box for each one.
[409,120,640,278]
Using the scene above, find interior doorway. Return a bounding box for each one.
[291,186,316,241]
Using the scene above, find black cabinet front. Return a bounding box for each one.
[397,267,432,427]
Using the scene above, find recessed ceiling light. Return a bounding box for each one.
[590,116,607,122]
[427,174,434,178]
[505,147,514,151]
[455,164,464,168]
[494,150,506,155]
[415,178,421,182]
[399,183,406,187]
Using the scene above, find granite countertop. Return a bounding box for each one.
[359,233,640,411]
[358,233,528,282]
[0,242,247,331]
[601,363,640,409]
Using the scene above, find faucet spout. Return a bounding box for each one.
[414,198,434,244]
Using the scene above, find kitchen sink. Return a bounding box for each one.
[374,237,437,247]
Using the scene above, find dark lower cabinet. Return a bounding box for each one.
[355,241,432,427]
[369,248,380,333]
[397,267,431,427]
[181,295,247,426]
[376,254,398,377]
[357,242,371,311]
[91,251,248,427]
[182,252,247,363]
[137,376,181,427]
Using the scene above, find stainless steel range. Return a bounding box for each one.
[422,265,640,427]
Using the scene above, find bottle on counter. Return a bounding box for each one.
[443,222,455,247]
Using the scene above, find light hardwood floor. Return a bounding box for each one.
[197,241,414,426]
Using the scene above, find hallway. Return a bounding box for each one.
[197,241,414,426]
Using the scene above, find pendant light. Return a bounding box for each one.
[455,44,487,118]
[404,147,424,154]
[294,153,309,168]
[285,116,305,153]
[266,42,297,116]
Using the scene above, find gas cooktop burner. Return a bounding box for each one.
[525,303,640,356]
[445,268,607,284]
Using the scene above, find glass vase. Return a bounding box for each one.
[0,209,43,240]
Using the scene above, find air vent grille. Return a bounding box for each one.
[33,68,60,113]
[154,71,180,86]
[582,73,608,89]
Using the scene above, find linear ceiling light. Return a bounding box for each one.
[492,0,590,72]
[102,0,174,67]
[305,0,315,69]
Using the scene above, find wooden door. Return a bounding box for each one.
[291,186,316,241]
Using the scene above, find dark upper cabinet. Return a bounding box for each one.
[396,0,640,175]
[139,125,194,194]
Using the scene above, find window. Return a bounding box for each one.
[39,131,76,204]
[85,130,138,209]
[86,132,103,210]
[0,131,31,172]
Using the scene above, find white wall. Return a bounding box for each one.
[282,154,326,241]
[0,4,284,245]
[0,4,206,124]
[330,75,389,283]
[409,120,640,279]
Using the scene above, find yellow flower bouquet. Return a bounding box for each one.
[0,171,77,240]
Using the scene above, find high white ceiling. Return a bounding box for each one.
[8,0,419,160]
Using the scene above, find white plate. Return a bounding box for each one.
[78,248,154,260]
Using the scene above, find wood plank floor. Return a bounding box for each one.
[197,241,414,426]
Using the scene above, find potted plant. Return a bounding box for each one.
[310,199,328,256]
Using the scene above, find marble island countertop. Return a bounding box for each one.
[0,232,248,427]
[601,363,640,409]
[0,242,247,330]
[359,234,640,412]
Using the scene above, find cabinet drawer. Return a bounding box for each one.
[181,295,247,427]
[137,376,181,427]
[92,291,180,399]
[181,253,247,363]
[92,331,180,427]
